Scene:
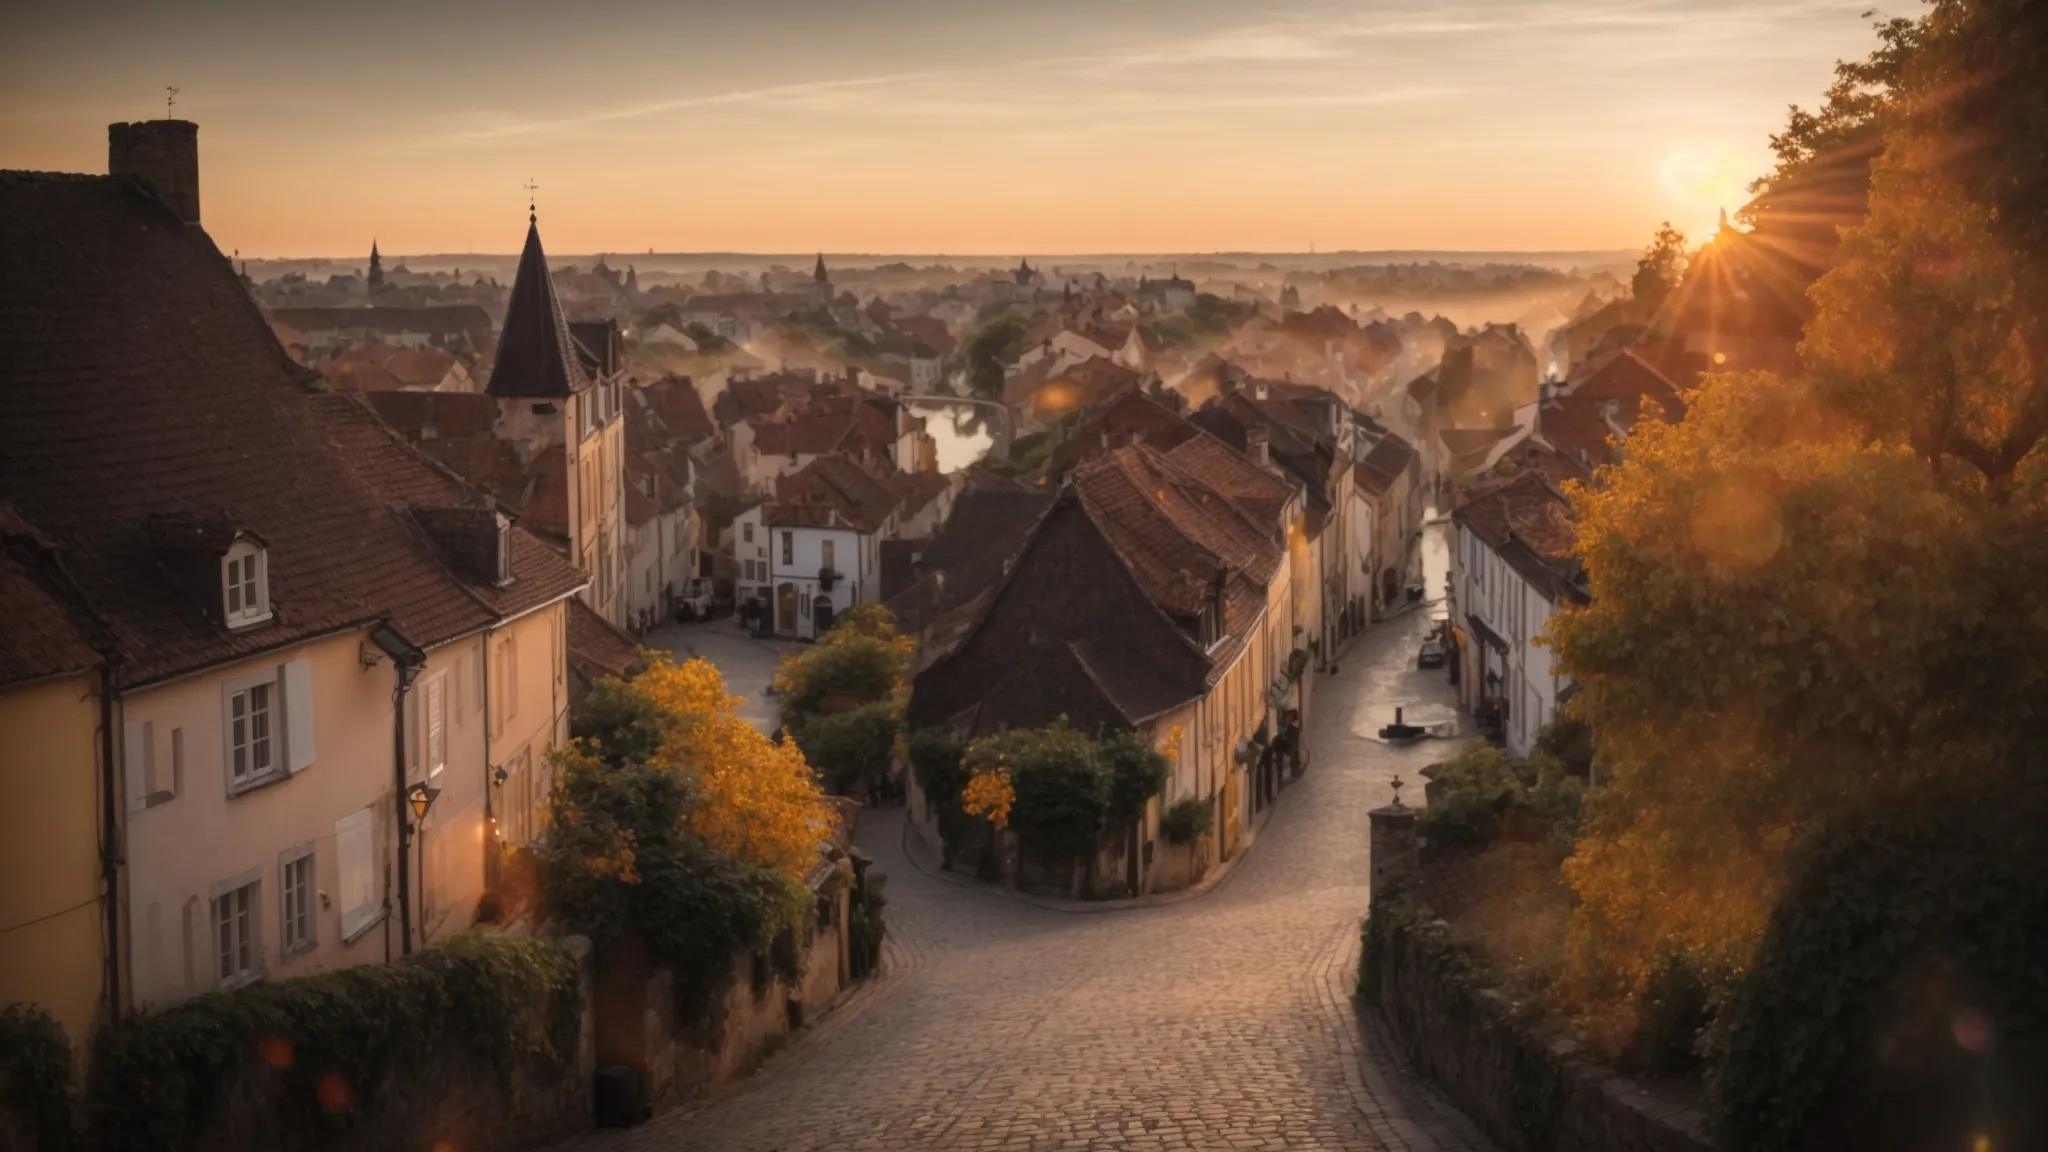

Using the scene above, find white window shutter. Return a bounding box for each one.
[334,807,376,940]
[123,720,151,812]
[282,659,316,773]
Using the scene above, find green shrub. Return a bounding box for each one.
[569,677,668,768]
[1419,742,1521,847]
[907,728,968,806]
[87,936,579,1152]
[538,753,809,1024]
[1422,741,1585,851]
[1098,730,1171,830]
[1,1003,76,1151]
[1629,950,1713,1077]
[1159,797,1214,846]
[793,701,899,794]
[1705,782,2048,1152]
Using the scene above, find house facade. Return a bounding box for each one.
[1449,471,1585,757]
[0,124,585,1035]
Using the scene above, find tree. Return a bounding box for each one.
[775,606,914,794]
[635,655,835,879]
[1548,3,2048,1026]
[1629,223,1688,316]
[965,316,1026,400]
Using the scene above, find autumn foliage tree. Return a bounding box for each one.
[636,654,835,878]
[1548,0,2048,1089]
[538,656,834,1014]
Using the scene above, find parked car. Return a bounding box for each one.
[1417,638,1446,669]
[675,578,715,622]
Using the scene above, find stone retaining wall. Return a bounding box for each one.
[1361,894,1714,1152]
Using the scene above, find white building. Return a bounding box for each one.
[1449,471,1584,757]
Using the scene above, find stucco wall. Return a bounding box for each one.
[122,629,398,1007]
[0,674,105,1053]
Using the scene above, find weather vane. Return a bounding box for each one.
[166,86,179,116]
[524,178,539,222]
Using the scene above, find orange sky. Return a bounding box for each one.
[0,1,1885,258]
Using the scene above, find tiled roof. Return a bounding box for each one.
[0,173,579,685]
[908,492,1212,735]
[565,596,640,688]
[1160,432,1293,532]
[0,504,102,685]
[882,470,950,518]
[487,220,590,398]
[1355,433,1417,495]
[1453,470,1582,603]
[1046,389,1197,479]
[775,454,901,535]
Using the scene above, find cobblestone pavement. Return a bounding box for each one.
[641,618,798,734]
[562,595,1492,1151]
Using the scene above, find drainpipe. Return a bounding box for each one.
[97,657,123,1019]
[374,626,426,955]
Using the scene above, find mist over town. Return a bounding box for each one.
[3,3,2044,1151]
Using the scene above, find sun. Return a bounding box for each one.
[1660,144,1754,233]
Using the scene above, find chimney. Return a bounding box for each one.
[1247,424,1271,469]
[109,120,200,225]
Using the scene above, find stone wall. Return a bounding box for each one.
[1360,896,1712,1152]
[594,903,853,1117]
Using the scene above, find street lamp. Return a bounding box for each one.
[407,782,441,823]
[406,783,441,937]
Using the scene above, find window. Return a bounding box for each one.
[212,874,261,988]
[334,807,380,942]
[821,538,836,572]
[743,522,755,544]
[228,682,274,784]
[222,540,271,627]
[280,845,315,956]
[781,531,793,566]
[224,661,315,793]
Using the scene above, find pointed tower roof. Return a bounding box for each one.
[488,219,590,398]
[814,252,830,282]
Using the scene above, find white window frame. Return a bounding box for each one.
[223,670,280,793]
[211,869,263,989]
[279,842,316,957]
[221,540,272,628]
[334,806,382,943]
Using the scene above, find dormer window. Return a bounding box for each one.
[222,540,271,628]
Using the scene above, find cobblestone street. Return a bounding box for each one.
[559,592,1494,1152]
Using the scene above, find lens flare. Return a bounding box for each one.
[1689,475,1782,573]
[258,1035,294,1069]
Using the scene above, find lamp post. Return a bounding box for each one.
[406,782,441,940]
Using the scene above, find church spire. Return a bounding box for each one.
[367,239,385,290]
[814,252,829,282]
[488,215,589,398]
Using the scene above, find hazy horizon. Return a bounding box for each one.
[2,1,1885,259]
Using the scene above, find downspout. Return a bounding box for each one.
[392,667,415,956]
[481,630,495,893]
[97,657,122,1020]
[376,626,426,956]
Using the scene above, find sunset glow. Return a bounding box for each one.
[0,0,1883,257]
